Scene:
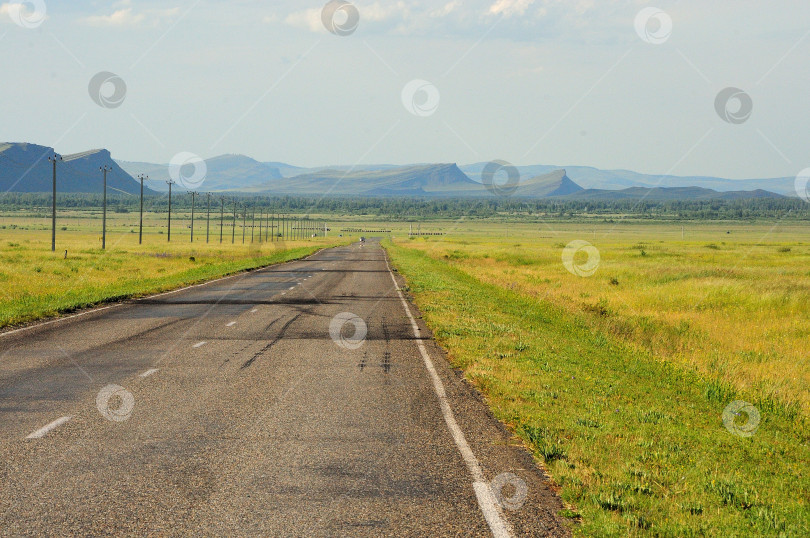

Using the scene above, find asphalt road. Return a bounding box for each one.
[0,239,568,537]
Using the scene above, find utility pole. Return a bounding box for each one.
[189,191,198,243]
[242,204,247,244]
[219,197,225,244]
[258,207,263,243]
[100,165,111,250]
[251,203,256,243]
[138,174,148,245]
[206,193,212,243]
[166,180,175,242]
[232,200,237,244]
[48,154,62,252]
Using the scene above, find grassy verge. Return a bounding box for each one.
[0,236,346,330]
[385,240,808,537]
[398,233,810,415]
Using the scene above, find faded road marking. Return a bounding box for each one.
[385,256,514,538]
[26,416,72,440]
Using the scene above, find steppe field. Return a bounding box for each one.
[0,210,344,329]
[2,210,808,535]
[384,220,809,536]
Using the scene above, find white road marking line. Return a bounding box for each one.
[385,256,514,538]
[26,416,72,439]
[193,341,207,348]
[140,368,159,378]
[226,322,237,327]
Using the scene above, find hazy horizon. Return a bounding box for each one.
[1,1,808,180]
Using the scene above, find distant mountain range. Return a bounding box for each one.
[571,186,784,201]
[0,142,794,200]
[459,163,795,195]
[118,154,283,192]
[0,143,152,195]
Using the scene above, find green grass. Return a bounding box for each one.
[399,230,810,416]
[0,221,347,329]
[385,240,809,537]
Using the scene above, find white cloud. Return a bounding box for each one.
[283,8,323,33]
[284,2,410,33]
[488,0,535,17]
[81,7,179,27]
[83,8,144,27]
[0,1,51,27]
[362,2,408,22]
[430,1,461,18]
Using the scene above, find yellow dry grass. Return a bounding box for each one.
[398,222,810,415]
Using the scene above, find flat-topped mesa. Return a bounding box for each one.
[514,169,584,197]
[63,149,110,162]
[0,142,149,194]
[262,162,481,196]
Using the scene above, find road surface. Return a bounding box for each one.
[0,239,567,536]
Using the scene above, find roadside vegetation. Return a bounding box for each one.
[0,213,345,329]
[385,227,809,536]
[3,191,809,221]
[398,227,810,416]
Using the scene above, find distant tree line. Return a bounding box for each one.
[0,192,808,221]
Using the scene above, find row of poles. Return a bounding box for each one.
[135,175,328,247]
[45,156,327,251]
[163,179,327,245]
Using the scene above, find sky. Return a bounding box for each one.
[0,0,808,179]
